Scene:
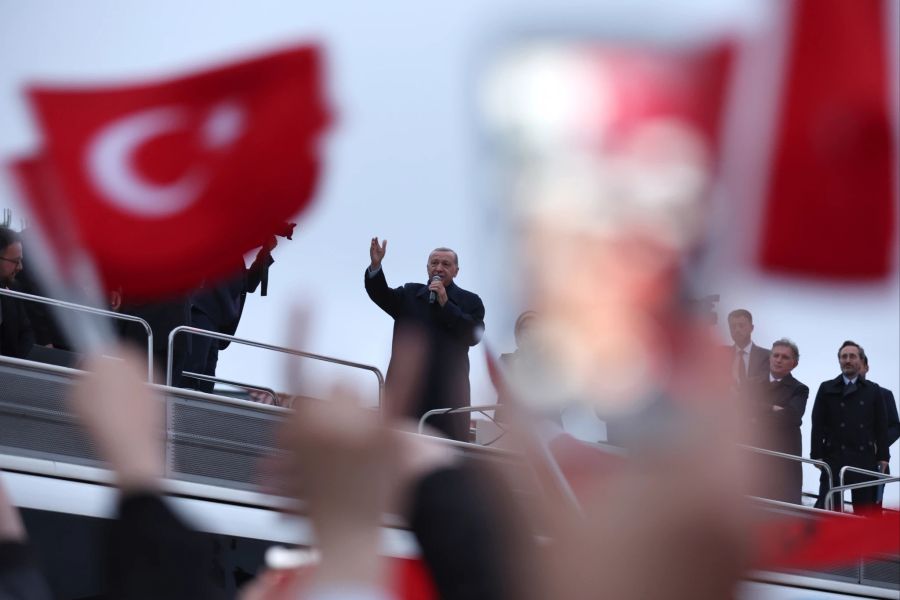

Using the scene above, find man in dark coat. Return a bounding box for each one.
[860,354,900,506]
[365,237,485,442]
[745,338,808,504]
[0,227,35,359]
[13,229,71,351]
[811,340,890,511]
[726,309,770,386]
[183,239,275,393]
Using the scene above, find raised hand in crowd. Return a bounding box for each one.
[70,348,164,492]
[70,347,225,600]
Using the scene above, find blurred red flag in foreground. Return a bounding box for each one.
[755,508,900,570]
[758,0,897,279]
[13,44,329,299]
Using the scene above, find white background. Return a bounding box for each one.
[0,0,897,508]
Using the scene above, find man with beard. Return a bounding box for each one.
[811,340,889,510]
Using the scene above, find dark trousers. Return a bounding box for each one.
[182,312,219,394]
[875,464,889,505]
[815,461,878,511]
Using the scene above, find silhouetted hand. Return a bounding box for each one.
[70,347,164,493]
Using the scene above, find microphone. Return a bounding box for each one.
[429,275,441,304]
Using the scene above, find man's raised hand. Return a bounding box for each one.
[369,237,387,270]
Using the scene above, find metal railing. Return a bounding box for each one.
[181,371,280,405]
[418,404,507,435]
[829,466,900,513]
[738,444,835,509]
[0,287,154,380]
[167,326,385,407]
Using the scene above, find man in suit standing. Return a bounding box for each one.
[183,238,275,393]
[811,340,890,511]
[0,227,34,359]
[745,338,808,504]
[727,309,770,386]
[859,354,900,506]
[365,237,485,442]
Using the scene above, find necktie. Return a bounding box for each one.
[736,348,748,381]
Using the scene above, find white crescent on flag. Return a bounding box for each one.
[85,101,245,218]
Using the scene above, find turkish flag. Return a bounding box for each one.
[19,44,330,299]
[757,0,897,279]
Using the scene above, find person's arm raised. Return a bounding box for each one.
[70,348,224,600]
[369,237,386,274]
[364,237,402,318]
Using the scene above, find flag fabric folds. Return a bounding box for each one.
[13,44,330,299]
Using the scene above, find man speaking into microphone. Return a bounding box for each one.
[364,237,485,441]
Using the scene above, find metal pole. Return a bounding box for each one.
[828,475,900,512]
[167,326,385,405]
[834,466,895,513]
[738,444,834,510]
[417,404,504,434]
[181,371,280,405]
[0,287,154,381]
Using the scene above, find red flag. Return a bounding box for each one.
[755,508,900,570]
[757,0,897,279]
[20,44,330,299]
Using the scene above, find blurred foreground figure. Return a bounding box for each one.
[0,475,53,599]
[365,239,485,441]
[811,341,889,510]
[495,311,540,421]
[481,39,752,599]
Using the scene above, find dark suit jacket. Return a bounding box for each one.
[727,343,770,381]
[191,253,272,350]
[877,386,899,449]
[749,344,771,378]
[810,376,890,470]
[0,288,35,359]
[748,373,809,456]
[13,268,71,350]
[365,268,484,441]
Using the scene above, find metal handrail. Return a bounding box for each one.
[418,404,506,435]
[167,326,385,407]
[181,371,280,405]
[839,465,894,487]
[0,287,154,380]
[829,476,900,513]
[738,444,835,509]
[830,466,898,513]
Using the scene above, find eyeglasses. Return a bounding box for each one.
[0,257,23,267]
